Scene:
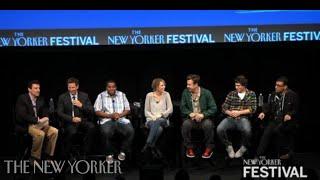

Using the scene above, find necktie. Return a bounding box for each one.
[31,99,37,117]
[33,104,37,118]
[72,95,76,117]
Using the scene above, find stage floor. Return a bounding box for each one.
[1,152,319,180]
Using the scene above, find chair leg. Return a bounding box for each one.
[21,147,29,160]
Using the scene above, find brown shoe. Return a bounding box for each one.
[280,153,290,160]
[202,147,213,159]
[186,148,195,158]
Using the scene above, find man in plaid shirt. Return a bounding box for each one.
[94,80,134,163]
[217,75,257,159]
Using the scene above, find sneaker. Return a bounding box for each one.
[235,146,247,158]
[202,147,213,159]
[118,152,126,161]
[186,148,195,158]
[226,145,235,159]
[106,155,114,163]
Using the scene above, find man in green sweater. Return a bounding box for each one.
[180,74,217,158]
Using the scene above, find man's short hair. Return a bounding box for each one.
[66,77,79,86]
[106,80,117,86]
[186,74,200,85]
[276,76,289,86]
[234,75,248,87]
[27,80,40,89]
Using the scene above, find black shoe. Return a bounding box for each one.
[44,154,54,160]
[151,147,163,159]
[141,144,152,153]
[29,156,40,167]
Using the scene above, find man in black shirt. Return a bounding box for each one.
[257,76,299,159]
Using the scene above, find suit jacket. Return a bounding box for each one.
[15,93,49,132]
[57,91,94,125]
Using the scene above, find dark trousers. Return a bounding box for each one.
[181,118,214,149]
[256,120,296,156]
[64,121,96,156]
[100,120,135,155]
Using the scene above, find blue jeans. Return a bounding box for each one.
[217,117,251,147]
[145,118,168,147]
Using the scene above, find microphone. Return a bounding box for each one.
[258,93,263,107]
[72,95,77,108]
[71,95,76,117]
[49,98,54,114]
[112,97,116,112]
[267,93,272,104]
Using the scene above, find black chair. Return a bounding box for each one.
[11,103,32,161]
[135,100,178,168]
[13,125,32,161]
[12,124,32,180]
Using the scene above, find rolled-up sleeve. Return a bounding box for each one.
[94,94,103,112]
[122,93,130,111]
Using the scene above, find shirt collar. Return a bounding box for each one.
[235,89,249,97]
[70,92,78,98]
[190,87,201,96]
[105,90,118,97]
[28,93,37,103]
[238,89,247,94]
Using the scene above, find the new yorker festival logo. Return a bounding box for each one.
[224,27,320,43]
[243,157,307,179]
[2,160,122,174]
[0,32,99,47]
[106,29,215,45]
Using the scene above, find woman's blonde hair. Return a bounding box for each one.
[151,78,166,91]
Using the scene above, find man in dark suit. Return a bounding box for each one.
[16,80,58,163]
[57,77,95,158]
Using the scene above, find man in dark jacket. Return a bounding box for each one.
[257,76,299,159]
[180,74,217,159]
[57,77,95,158]
[16,80,58,163]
